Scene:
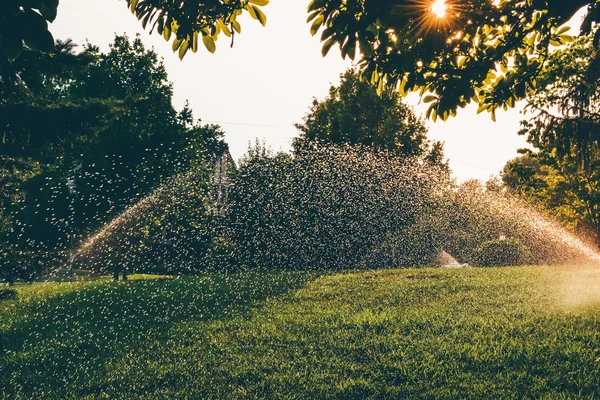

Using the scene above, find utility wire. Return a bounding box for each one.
[58,14,117,31]
[51,24,91,36]
[61,3,114,19]
[202,120,295,128]
[450,160,498,173]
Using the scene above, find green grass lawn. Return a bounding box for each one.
[2,266,600,399]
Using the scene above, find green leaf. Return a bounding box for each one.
[23,8,49,32]
[220,22,231,37]
[153,16,164,34]
[342,36,356,60]
[39,0,58,22]
[178,39,189,60]
[398,77,408,96]
[192,32,199,53]
[366,23,379,36]
[1,35,24,61]
[376,77,384,96]
[320,27,335,41]
[307,10,320,23]
[560,34,574,43]
[321,37,336,57]
[310,15,324,36]
[594,29,600,48]
[252,6,267,26]
[358,36,373,58]
[246,5,258,20]
[202,35,216,53]
[23,29,54,52]
[425,105,433,119]
[476,104,489,114]
[308,0,326,12]
[141,13,151,29]
[172,37,182,51]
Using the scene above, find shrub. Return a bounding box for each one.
[473,238,530,267]
[0,287,17,300]
[227,144,449,271]
[204,236,239,272]
[1,250,46,284]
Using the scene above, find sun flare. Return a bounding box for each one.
[431,0,447,18]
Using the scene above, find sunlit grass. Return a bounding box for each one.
[2,266,600,398]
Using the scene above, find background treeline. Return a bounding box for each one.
[500,33,600,248]
[1,35,228,282]
[215,67,600,271]
[223,143,449,271]
[4,34,600,283]
[215,142,593,273]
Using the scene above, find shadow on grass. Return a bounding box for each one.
[0,271,317,398]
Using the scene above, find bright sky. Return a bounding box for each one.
[48,0,582,182]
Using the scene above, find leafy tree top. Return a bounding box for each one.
[119,0,598,121]
[519,32,600,171]
[306,0,594,121]
[124,0,269,58]
[4,0,598,122]
[294,69,431,158]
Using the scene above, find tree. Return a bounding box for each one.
[0,39,104,160]
[520,33,600,171]
[294,69,448,172]
[121,0,598,121]
[1,35,229,282]
[227,142,450,271]
[502,153,600,246]
[294,69,430,157]
[502,33,600,246]
[58,36,230,279]
[305,0,595,120]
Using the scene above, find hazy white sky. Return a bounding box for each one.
[50,0,561,182]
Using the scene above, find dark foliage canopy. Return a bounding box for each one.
[118,0,598,121]
[0,35,228,282]
[501,33,600,246]
[0,0,58,60]
[3,1,597,123]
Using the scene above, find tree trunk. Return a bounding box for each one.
[122,269,128,281]
[113,269,119,281]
